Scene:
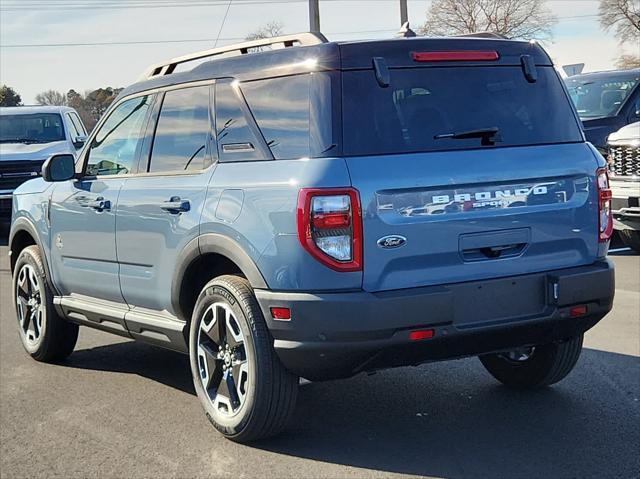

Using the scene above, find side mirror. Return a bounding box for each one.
[73,135,87,149]
[42,154,76,182]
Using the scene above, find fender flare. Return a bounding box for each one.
[171,233,268,320]
[9,217,59,295]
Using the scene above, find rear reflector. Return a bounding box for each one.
[411,51,499,62]
[409,329,435,341]
[270,307,291,321]
[569,305,587,318]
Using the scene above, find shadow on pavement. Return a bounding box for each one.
[62,341,639,478]
[64,341,196,395]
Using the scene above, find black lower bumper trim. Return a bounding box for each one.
[256,260,614,381]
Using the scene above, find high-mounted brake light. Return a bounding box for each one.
[297,188,362,272]
[411,51,499,62]
[596,168,613,243]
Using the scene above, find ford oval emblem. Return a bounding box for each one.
[377,235,407,249]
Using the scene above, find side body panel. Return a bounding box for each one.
[48,177,125,302]
[201,157,360,292]
[116,170,214,313]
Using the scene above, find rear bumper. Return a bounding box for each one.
[256,260,615,380]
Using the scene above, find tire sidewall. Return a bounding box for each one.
[189,280,258,436]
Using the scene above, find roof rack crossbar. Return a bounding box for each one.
[139,32,328,80]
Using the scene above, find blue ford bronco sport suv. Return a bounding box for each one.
[9,33,615,442]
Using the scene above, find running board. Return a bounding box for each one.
[55,296,188,353]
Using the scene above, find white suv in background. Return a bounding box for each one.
[607,121,640,251]
[0,105,87,223]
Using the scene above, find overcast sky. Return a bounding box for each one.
[0,0,637,103]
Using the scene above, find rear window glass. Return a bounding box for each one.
[342,67,582,156]
[564,73,639,119]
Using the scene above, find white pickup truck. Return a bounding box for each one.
[0,105,87,223]
[607,121,640,251]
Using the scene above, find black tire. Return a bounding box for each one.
[12,245,78,362]
[189,275,298,442]
[479,334,583,389]
[620,229,640,253]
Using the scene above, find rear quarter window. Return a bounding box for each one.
[342,66,583,156]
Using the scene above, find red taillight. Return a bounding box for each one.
[297,188,362,272]
[411,51,499,62]
[270,307,291,321]
[409,329,435,341]
[569,305,587,318]
[596,168,613,243]
[312,212,351,229]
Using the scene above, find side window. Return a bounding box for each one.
[86,95,152,176]
[241,75,311,159]
[215,81,267,162]
[148,85,212,173]
[66,113,81,137]
[69,112,87,136]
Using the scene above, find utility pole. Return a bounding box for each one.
[399,0,408,25]
[309,0,320,32]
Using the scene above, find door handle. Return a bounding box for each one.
[77,195,111,211]
[161,196,190,214]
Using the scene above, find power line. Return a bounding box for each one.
[0,29,400,49]
[214,0,233,47]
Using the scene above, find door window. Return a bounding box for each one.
[148,85,212,173]
[85,95,152,176]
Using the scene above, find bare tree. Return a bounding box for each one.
[245,21,284,41]
[615,54,640,69]
[599,0,640,42]
[420,0,557,40]
[35,89,67,106]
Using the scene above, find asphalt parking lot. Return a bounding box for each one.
[0,231,638,478]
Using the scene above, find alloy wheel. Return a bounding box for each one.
[197,302,249,417]
[15,264,44,347]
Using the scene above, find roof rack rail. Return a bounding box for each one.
[139,32,328,80]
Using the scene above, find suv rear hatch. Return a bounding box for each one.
[339,39,600,292]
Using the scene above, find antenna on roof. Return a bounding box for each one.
[396,22,417,38]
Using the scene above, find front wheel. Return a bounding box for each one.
[12,245,78,362]
[189,275,298,442]
[479,334,583,389]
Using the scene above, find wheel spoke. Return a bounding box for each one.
[225,314,243,349]
[203,305,227,346]
[216,370,240,409]
[28,269,39,294]
[231,359,249,402]
[17,269,30,297]
[16,297,30,331]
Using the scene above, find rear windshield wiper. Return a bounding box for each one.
[434,127,501,146]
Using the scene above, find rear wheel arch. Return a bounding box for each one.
[172,234,268,322]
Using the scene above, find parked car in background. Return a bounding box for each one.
[0,106,87,223]
[564,69,640,152]
[607,121,640,251]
